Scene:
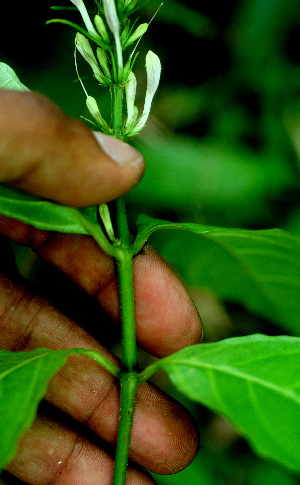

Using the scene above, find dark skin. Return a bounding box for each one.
[0,91,202,484]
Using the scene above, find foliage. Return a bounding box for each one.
[141,334,300,472]
[0,0,300,484]
[0,349,73,469]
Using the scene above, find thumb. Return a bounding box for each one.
[0,91,145,206]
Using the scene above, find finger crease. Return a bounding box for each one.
[49,434,84,485]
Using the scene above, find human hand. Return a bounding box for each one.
[0,91,202,484]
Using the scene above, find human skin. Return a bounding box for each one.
[0,91,202,484]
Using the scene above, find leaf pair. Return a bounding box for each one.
[1,335,300,473]
[1,178,300,331]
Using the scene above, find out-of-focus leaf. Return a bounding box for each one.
[0,63,29,91]
[129,134,293,226]
[248,460,300,485]
[135,215,300,335]
[146,0,215,38]
[232,0,298,65]
[152,452,216,485]
[148,334,300,472]
[155,85,208,129]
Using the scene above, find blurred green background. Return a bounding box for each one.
[1,0,300,483]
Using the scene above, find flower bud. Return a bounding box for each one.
[70,0,98,37]
[75,33,99,76]
[86,96,109,131]
[125,23,148,47]
[124,0,138,11]
[102,0,120,35]
[99,204,117,243]
[96,47,111,80]
[94,15,110,44]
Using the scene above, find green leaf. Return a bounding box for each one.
[145,0,215,38]
[0,184,91,234]
[128,134,293,227]
[134,215,300,335]
[0,346,119,471]
[0,348,73,470]
[151,334,300,472]
[0,185,118,257]
[46,19,104,47]
[134,214,240,253]
[50,6,78,11]
[0,63,30,91]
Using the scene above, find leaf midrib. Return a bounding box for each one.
[162,358,300,403]
[0,350,65,380]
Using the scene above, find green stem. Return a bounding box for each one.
[117,245,138,371]
[112,83,124,138]
[112,197,139,485]
[113,372,138,485]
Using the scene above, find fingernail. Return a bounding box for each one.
[92,131,144,166]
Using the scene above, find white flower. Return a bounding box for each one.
[125,71,137,128]
[70,0,98,37]
[131,51,161,134]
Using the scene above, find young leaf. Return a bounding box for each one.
[0,63,30,91]
[0,348,73,470]
[145,334,300,472]
[134,215,300,335]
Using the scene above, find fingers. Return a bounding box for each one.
[0,218,202,357]
[0,271,199,474]
[0,91,145,206]
[6,415,155,485]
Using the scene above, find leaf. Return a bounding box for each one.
[0,348,73,470]
[0,63,30,91]
[0,346,119,471]
[0,185,118,257]
[46,19,104,47]
[0,184,92,234]
[153,334,300,472]
[145,0,215,38]
[127,134,293,227]
[134,214,241,252]
[134,215,300,335]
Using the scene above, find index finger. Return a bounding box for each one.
[0,217,202,358]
